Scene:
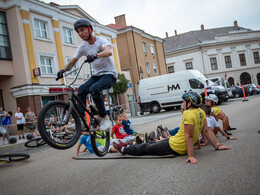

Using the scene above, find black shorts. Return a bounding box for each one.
[17,124,24,130]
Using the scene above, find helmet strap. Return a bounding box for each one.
[87,27,93,41]
[186,101,191,110]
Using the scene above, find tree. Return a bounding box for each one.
[111,73,129,96]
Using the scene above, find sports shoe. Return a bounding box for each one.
[113,142,125,155]
[144,133,150,143]
[228,126,237,131]
[99,115,111,131]
[136,136,143,144]
[157,127,162,139]
[118,140,129,147]
[149,131,156,141]
[224,130,232,136]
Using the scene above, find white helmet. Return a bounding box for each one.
[205,94,218,103]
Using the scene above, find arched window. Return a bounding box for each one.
[228,77,235,86]
[257,73,260,85]
[240,72,251,85]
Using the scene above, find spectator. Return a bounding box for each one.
[0,106,9,144]
[25,107,40,137]
[15,107,25,139]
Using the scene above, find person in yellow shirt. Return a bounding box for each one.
[113,92,232,164]
[205,94,236,136]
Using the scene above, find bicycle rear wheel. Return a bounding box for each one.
[0,153,30,161]
[90,131,110,157]
[38,101,81,149]
[24,138,46,148]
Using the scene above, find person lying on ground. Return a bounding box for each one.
[205,94,237,136]
[113,92,232,164]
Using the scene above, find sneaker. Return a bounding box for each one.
[136,136,143,144]
[113,142,125,155]
[19,137,21,140]
[224,130,232,136]
[228,126,237,131]
[156,127,162,139]
[99,115,111,131]
[118,140,129,147]
[149,131,156,141]
[144,133,150,143]
[22,136,25,139]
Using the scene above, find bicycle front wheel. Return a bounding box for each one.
[0,153,30,161]
[90,131,110,157]
[38,101,81,149]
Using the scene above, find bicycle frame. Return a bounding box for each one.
[61,60,97,132]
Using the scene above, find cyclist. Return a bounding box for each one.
[205,94,235,136]
[56,18,118,131]
[113,92,232,164]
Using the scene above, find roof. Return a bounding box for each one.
[106,23,128,30]
[163,26,252,53]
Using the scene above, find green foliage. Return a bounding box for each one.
[112,73,129,95]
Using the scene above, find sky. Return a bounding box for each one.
[43,0,260,38]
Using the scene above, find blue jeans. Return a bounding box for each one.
[168,127,180,136]
[77,74,116,118]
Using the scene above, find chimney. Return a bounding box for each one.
[201,24,204,30]
[166,32,168,38]
[114,14,126,26]
[174,30,177,36]
[234,20,238,27]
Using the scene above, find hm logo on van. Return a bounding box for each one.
[168,84,180,92]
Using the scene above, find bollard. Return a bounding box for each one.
[85,100,90,125]
[204,88,207,97]
[242,85,248,102]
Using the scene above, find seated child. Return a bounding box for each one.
[121,112,137,135]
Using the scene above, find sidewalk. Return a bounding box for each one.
[0,132,38,149]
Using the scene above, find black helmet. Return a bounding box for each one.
[112,106,124,117]
[74,18,93,31]
[182,91,202,109]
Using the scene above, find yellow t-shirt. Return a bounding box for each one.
[169,108,206,155]
[212,106,222,122]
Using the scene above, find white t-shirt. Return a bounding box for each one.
[104,101,109,111]
[205,83,213,93]
[207,116,219,130]
[15,112,24,124]
[74,36,118,78]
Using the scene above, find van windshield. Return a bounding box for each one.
[189,79,204,89]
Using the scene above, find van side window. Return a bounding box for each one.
[189,79,204,89]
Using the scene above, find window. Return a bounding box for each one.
[62,27,74,45]
[253,52,260,64]
[225,56,232,68]
[145,62,150,74]
[185,62,193,70]
[40,56,54,74]
[0,12,12,59]
[239,54,246,66]
[34,19,48,39]
[210,57,218,70]
[189,79,204,89]
[142,42,147,53]
[41,96,57,107]
[153,63,158,74]
[150,44,155,55]
[168,65,174,73]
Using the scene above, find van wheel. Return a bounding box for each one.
[151,103,160,113]
[140,111,144,115]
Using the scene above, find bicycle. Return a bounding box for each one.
[24,137,46,148]
[0,153,30,164]
[37,59,110,157]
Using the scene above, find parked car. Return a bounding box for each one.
[231,86,250,98]
[212,85,229,102]
[248,84,260,94]
[244,84,255,95]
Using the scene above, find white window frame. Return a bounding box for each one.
[145,62,151,74]
[210,57,218,70]
[65,56,82,79]
[150,44,155,55]
[167,63,175,73]
[62,25,76,46]
[185,62,193,70]
[142,42,147,54]
[153,63,158,74]
[32,14,53,42]
[37,53,57,77]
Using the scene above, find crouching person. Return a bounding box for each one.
[113,92,232,164]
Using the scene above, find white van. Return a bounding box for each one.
[138,70,214,114]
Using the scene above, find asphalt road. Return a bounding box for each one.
[1,95,260,195]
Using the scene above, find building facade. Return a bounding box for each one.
[0,0,120,128]
[107,14,167,100]
[164,22,260,86]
